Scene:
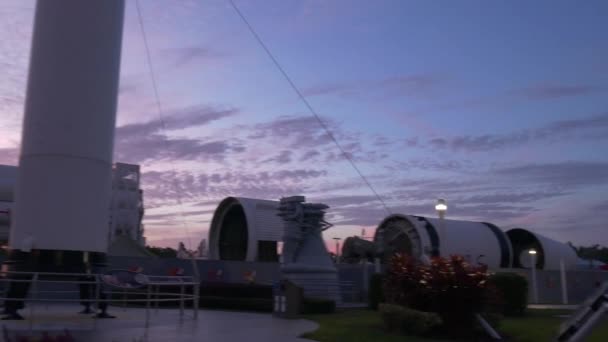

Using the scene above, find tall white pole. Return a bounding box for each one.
[560,258,569,304]
[10,0,125,254]
[530,253,539,304]
[333,238,341,264]
[438,211,446,256]
[435,199,447,257]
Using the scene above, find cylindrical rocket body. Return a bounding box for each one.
[10,0,125,253]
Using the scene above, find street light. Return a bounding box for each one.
[435,199,447,256]
[529,249,539,303]
[333,237,342,264]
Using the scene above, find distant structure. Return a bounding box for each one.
[0,163,146,247]
[0,165,16,244]
[197,238,207,259]
[176,242,194,259]
[341,236,375,264]
[109,163,146,246]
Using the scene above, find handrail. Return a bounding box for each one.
[0,270,200,327]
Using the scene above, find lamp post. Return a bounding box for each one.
[333,237,341,264]
[435,199,447,256]
[529,249,539,304]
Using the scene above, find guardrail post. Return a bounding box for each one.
[155,284,159,312]
[193,280,199,319]
[145,284,151,329]
[179,281,185,318]
[94,274,100,329]
[29,273,38,333]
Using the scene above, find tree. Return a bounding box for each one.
[145,245,177,258]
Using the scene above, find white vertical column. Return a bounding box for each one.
[530,254,539,304]
[10,0,125,253]
[560,258,569,304]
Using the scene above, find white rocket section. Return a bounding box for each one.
[423,217,512,267]
[507,228,578,270]
[10,0,125,253]
[374,215,512,269]
[209,197,283,261]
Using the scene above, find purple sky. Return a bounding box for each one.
[1,0,607,250]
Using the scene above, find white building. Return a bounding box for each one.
[109,163,145,246]
[0,162,146,247]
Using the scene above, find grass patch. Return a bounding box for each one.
[501,309,608,342]
[302,309,608,342]
[302,310,442,342]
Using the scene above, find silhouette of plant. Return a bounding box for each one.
[383,254,492,337]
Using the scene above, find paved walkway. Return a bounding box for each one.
[1,305,318,341]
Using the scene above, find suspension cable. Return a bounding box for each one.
[227,0,391,215]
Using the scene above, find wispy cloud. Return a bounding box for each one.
[114,105,239,163]
[426,112,608,152]
[495,161,608,187]
[0,147,18,165]
[141,168,327,207]
[511,83,602,100]
[301,73,445,100]
[161,46,226,68]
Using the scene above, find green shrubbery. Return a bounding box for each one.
[379,303,442,335]
[488,272,528,316]
[368,273,384,310]
[301,297,336,314]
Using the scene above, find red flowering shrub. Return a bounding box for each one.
[383,254,492,337]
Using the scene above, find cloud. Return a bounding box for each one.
[145,209,216,221]
[495,161,608,187]
[300,73,444,100]
[299,150,321,162]
[378,74,443,98]
[0,147,18,165]
[391,159,472,172]
[592,200,608,211]
[141,168,328,205]
[301,83,353,97]
[161,46,226,68]
[458,191,569,204]
[318,194,381,208]
[262,150,293,164]
[512,84,602,100]
[248,115,335,149]
[426,112,608,152]
[114,105,239,163]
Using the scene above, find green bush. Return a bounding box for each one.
[379,303,442,336]
[488,272,528,316]
[301,297,336,314]
[368,273,384,310]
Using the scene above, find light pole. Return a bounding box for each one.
[435,199,447,256]
[333,237,342,264]
[529,249,539,303]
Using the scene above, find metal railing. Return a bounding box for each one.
[0,270,200,332]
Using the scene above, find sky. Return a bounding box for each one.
[1,0,607,250]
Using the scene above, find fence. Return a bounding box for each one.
[0,270,199,332]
